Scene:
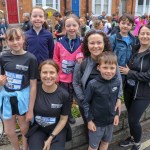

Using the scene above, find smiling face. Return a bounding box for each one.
[119,19,132,36]
[138,26,150,46]
[40,64,58,87]
[88,33,104,60]
[65,17,79,39]
[97,62,117,80]
[30,8,45,29]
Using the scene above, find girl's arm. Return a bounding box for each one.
[43,115,68,150]
[0,75,7,86]
[48,33,54,59]
[26,79,37,122]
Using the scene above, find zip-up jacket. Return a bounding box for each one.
[82,74,120,127]
[53,36,82,83]
[127,46,150,100]
[110,32,136,67]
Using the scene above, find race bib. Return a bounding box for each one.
[62,60,75,74]
[5,71,23,90]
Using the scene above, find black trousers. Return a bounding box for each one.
[28,127,66,150]
[124,83,150,143]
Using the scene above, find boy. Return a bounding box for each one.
[82,51,120,150]
[110,14,137,82]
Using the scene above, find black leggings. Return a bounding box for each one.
[124,84,150,143]
[28,128,66,150]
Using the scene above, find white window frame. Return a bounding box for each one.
[92,0,111,16]
[32,0,60,11]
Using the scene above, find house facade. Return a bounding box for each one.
[0,0,149,24]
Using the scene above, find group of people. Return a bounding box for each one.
[0,6,150,150]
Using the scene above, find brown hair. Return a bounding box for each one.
[5,26,25,41]
[119,14,134,26]
[64,14,80,26]
[39,59,60,73]
[98,51,117,66]
[82,30,112,57]
[31,6,46,17]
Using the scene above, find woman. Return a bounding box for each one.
[27,60,70,150]
[73,30,122,129]
[119,25,150,150]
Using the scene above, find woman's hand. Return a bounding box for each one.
[26,110,33,122]
[114,115,119,126]
[119,65,129,75]
[43,136,53,150]
[88,120,96,132]
[0,75,7,86]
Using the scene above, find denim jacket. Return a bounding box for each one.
[110,32,137,67]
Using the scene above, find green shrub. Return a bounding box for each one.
[71,105,81,118]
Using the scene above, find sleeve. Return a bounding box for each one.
[0,55,4,75]
[116,65,123,98]
[29,55,38,79]
[82,82,94,122]
[73,63,85,103]
[61,90,70,116]
[127,68,150,82]
[53,42,61,67]
[48,33,54,59]
[109,35,116,52]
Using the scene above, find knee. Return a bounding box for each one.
[5,128,16,137]
[100,141,109,147]
[20,125,29,136]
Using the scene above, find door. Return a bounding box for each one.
[72,0,79,17]
[121,0,127,14]
[6,0,18,24]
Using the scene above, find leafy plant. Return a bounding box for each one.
[71,104,81,118]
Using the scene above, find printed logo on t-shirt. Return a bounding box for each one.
[5,71,23,90]
[51,104,62,108]
[16,64,28,71]
[62,60,75,74]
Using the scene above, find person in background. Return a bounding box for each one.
[27,60,70,150]
[53,14,83,124]
[53,11,65,40]
[104,16,112,35]
[134,15,147,37]
[110,14,137,83]
[83,51,120,150]
[25,6,54,65]
[79,17,90,42]
[85,13,90,26]
[119,25,150,150]
[98,11,107,20]
[0,27,37,150]
[22,13,32,32]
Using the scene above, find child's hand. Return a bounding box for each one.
[88,120,96,131]
[77,57,83,64]
[115,99,121,116]
[0,75,7,86]
[114,115,119,126]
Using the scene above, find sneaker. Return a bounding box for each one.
[119,137,134,147]
[131,144,141,150]
[68,116,76,124]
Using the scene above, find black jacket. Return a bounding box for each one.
[127,46,150,100]
[82,74,120,127]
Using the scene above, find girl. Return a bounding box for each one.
[25,6,54,65]
[27,60,70,150]
[0,27,38,150]
[120,25,150,150]
[53,14,83,124]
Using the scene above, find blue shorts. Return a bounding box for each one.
[89,124,114,149]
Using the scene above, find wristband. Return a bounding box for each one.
[50,133,55,138]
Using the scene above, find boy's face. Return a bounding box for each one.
[119,19,132,35]
[97,62,117,80]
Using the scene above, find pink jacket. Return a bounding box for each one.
[134,17,147,36]
[53,40,82,83]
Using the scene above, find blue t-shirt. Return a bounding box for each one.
[122,35,131,46]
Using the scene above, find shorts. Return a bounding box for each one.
[89,124,114,149]
[10,96,25,116]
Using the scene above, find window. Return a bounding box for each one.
[103,0,108,13]
[46,0,58,9]
[36,0,42,6]
[146,0,150,13]
[137,0,143,15]
[95,0,101,15]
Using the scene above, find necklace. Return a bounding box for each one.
[69,40,74,52]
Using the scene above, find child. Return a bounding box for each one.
[82,51,120,150]
[25,6,54,65]
[110,14,137,82]
[0,27,38,150]
[53,14,83,124]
